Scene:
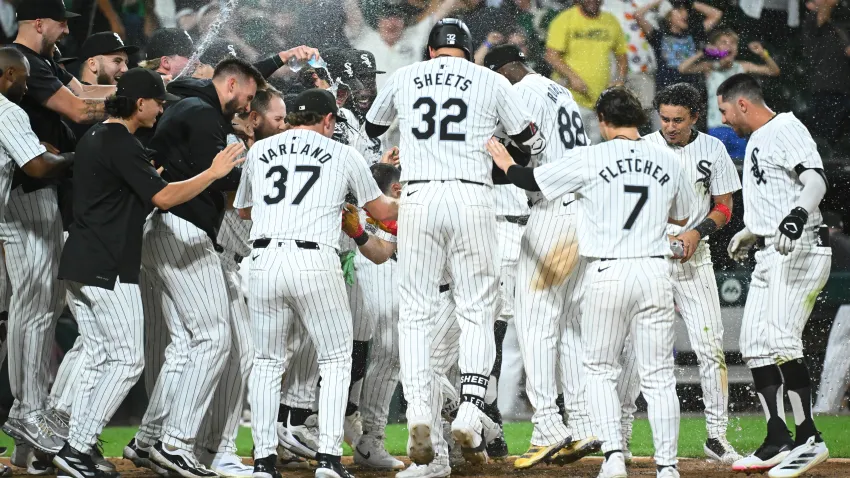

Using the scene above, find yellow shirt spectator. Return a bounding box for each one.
[546,5,628,109]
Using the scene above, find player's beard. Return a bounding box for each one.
[6,82,26,104]
[222,98,243,120]
[96,71,114,86]
[254,121,277,142]
[40,38,57,57]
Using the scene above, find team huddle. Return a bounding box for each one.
[0,7,835,478]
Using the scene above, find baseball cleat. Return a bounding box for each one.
[91,443,116,472]
[354,434,405,470]
[514,435,574,470]
[12,442,55,475]
[732,437,794,473]
[450,426,488,465]
[549,436,602,466]
[53,442,118,478]
[343,411,363,447]
[657,465,680,478]
[396,462,451,478]
[252,455,281,478]
[484,429,509,461]
[276,445,310,469]
[704,437,743,464]
[288,416,321,459]
[597,452,627,478]
[767,436,829,478]
[123,438,169,476]
[407,423,434,465]
[277,421,317,460]
[43,409,70,441]
[3,414,64,454]
[150,441,219,478]
[314,453,354,478]
[0,464,10,477]
[209,452,253,478]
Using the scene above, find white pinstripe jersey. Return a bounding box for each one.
[366,56,534,184]
[0,94,45,220]
[236,129,382,248]
[742,112,824,236]
[535,139,696,258]
[643,131,741,235]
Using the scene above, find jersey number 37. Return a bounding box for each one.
[264,165,321,205]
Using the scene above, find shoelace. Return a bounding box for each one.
[34,415,56,437]
[53,411,70,429]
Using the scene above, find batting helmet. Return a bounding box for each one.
[427,18,473,59]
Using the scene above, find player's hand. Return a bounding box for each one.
[675,229,700,263]
[280,45,321,64]
[341,203,364,238]
[380,147,400,166]
[485,31,504,47]
[208,142,246,179]
[40,142,60,154]
[486,137,516,172]
[727,227,756,262]
[366,215,394,234]
[775,207,808,255]
[747,41,766,56]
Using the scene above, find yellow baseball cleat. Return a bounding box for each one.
[513,436,572,469]
[549,436,603,466]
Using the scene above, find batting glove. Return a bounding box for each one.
[727,227,756,262]
[775,207,808,256]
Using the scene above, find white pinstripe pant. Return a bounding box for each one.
[582,257,680,467]
[618,241,729,438]
[247,242,352,458]
[515,200,593,446]
[280,323,319,411]
[139,213,232,450]
[0,187,65,419]
[814,305,850,413]
[397,180,497,423]
[740,236,831,368]
[66,280,144,454]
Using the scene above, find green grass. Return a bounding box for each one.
[5,416,848,458]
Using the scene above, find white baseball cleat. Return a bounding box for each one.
[767,436,829,478]
[123,438,169,476]
[209,453,253,478]
[354,434,404,470]
[287,416,320,459]
[11,442,55,475]
[275,445,310,469]
[343,411,363,447]
[597,452,627,478]
[657,465,680,478]
[450,404,487,465]
[407,423,434,465]
[732,438,794,473]
[277,422,317,460]
[704,437,743,464]
[396,462,451,478]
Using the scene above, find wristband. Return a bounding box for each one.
[694,217,718,239]
[353,230,369,246]
[483,41,493,49]
[712,203,731,223]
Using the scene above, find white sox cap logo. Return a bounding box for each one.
[360,54,372,67]
[447,34,456,44]
[344,62,354,77]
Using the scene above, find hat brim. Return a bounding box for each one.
[160,92,182,101]
[64,11,81,18]
[57,56,78,65]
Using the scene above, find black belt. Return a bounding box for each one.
[253,238,320,250]
[439,284,450,293]
[600,256,663,261]
[408,179,487,186]
[756,226,830,249]
[501,215,529,226]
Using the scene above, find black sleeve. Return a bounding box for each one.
[114,143,168,204]
[365,121,389,138]
[186,108,240,191]
[25,57,66,105]
[253,55,285,79]
[506,165,541,191]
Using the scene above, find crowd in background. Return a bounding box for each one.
[1,0,849,160]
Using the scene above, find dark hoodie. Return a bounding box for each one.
[149,78,239,245]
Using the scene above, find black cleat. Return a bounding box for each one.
[150,441,218,478]
[485,431,509,460]
[52,442,119,478]
[315,453,354,478]
[252,455,280,478]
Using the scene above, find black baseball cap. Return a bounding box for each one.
[353,50,385,76]
[52,47,76,65]
[483,44,527,72]
[199,40,241,67]
[146,28,194,60]
[16,0,79,21]
[116,68,181,101]
[293,88,346,123]
[79,32,139,61]
[322,48,357,82]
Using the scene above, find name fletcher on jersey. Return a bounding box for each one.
[598,156,672,185]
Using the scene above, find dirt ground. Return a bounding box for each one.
[6,456,849,478]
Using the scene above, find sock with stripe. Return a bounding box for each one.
[779,358,821,446]
[751,364,792,443]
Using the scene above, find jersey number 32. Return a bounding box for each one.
[412,97,468,141]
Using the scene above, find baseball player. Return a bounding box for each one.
[616,83,742,463]
[719,73,831,477]
[813,304,850,414]
[365,18,543,466]
[51,68,244,478]
[482,44,602,469]
[238,88,398,478]
[488,86,696,478]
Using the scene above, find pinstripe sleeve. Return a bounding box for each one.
[495,75,532,136]
[0,106,46,168]
[670,166,695,221]
[346,149,383,207]
[365,72,398,126]
[534,148,586,200]
[233,151,254,209]
[776,120,823,171]
[710,141,741,196]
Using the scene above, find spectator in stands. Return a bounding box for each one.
[635,0,722,92]
[604,0,660,128]
[738,0,798,52]
[678,28,779,159]
[462,0,546,67]
[473,30,532,67]
[803,0,850,147]
[545,0,628,144]
[344,0,460,88]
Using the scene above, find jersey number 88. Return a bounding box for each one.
[558,107,587,149]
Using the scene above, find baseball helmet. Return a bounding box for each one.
[427,18,473,59]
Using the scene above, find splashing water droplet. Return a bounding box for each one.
[175,0,241,80]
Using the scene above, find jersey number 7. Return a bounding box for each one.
[623,184,648,230]
[264,165,321,205]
